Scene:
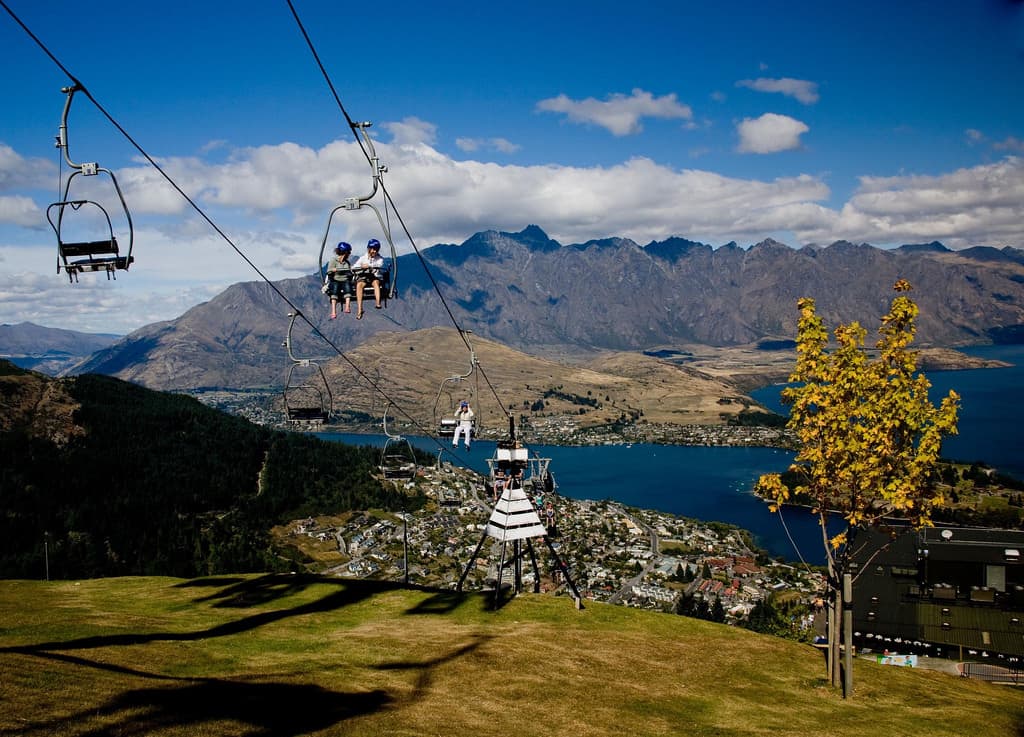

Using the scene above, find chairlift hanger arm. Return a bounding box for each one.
[56,84,97,174]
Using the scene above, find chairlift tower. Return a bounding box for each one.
[457,415,582,608]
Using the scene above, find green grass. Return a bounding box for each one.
[2,575,1022,736]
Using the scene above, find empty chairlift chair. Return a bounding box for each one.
[46,84,134,282]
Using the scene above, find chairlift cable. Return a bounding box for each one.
[2,2,454,453]
[286,0,511,420]
[776,503,814,574]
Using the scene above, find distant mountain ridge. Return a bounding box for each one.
[71,226,1024,391]
[0,322,121,375]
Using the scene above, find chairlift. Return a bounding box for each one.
[380,403,417,481]
[282,312,333,426]
[316,121,398,307]
[46,84,134,282]
[434,330,479,438]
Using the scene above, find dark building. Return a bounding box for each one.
[850,525,1024,662]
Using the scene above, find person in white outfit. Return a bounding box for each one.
[452,400,474,450]
[354,238,385,319]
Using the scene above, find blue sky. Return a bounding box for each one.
[1,0,1023,334]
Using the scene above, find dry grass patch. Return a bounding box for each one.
[1,576,1022,737]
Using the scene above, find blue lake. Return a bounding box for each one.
[318,345,1022,568]
[750,344,1024,481]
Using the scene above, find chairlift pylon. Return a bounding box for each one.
[46,84,134,282]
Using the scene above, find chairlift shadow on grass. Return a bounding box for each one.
[19,678,392,737]
[173,572,394,609]
[3,578,494,736]
[401,585,509,615]
[2,576,401,655]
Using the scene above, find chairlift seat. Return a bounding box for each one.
[383,464,416,480]
[61,237,120,259]
[287,406,329,423]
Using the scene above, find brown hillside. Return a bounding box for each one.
[315,327,751,432]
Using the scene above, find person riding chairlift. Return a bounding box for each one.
[452,400,474,450]
[354,238,385,319]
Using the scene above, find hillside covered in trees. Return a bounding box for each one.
[0,361,423,579]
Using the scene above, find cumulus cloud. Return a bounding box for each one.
[455,137,521,154]
[0,143,57,192]
[0,195,45,229]
[0,265,227,335]
[736,113,809,154]
[736,77,820,105]
[536,88,693,136]
[791,156,1024,248]
[5,132,1024,334]
[381,117,438,146]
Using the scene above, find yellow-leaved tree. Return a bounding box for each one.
[755,281,959,696]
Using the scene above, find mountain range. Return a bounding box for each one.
[56,226,1024,391]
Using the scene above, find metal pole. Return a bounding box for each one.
[402,503,409,587]
[542,535,582,603]
[44,532,50,582]
[843,573,853,698]
[457,528,490,592]
[526,538,541,593]
[494,540,509,608]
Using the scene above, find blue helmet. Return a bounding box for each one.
[367,238,381,250]
[335,242,352,253]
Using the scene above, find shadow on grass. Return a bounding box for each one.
[2,575,397,655]
[14,678,390,737]
[4,577,494,735]
[403,587,473,615]
[175,572,376,608]
[375,635,492,704]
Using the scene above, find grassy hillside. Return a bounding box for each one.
[1,575,1020,737]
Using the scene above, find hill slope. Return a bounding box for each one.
[0,361,409,579]
[71,227,1024,391]
[311,326,759,432]
[0,321,120,375]
[1,576,1021,737]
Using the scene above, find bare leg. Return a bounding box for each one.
[330,297,338,319]
[355,280,365,318]
[372,279,382,307]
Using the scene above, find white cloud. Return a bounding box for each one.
[0,195,45,228]
[736,113,809,154]
[535,89,693,136]
[5,131,1024,334]
[994,136,1024,153]
[456,137,521,154]
[382,117,438,147]
[792,156,1024,248]
[965,128,985,145]
[736,77,820,105]
[0,143,56,192]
